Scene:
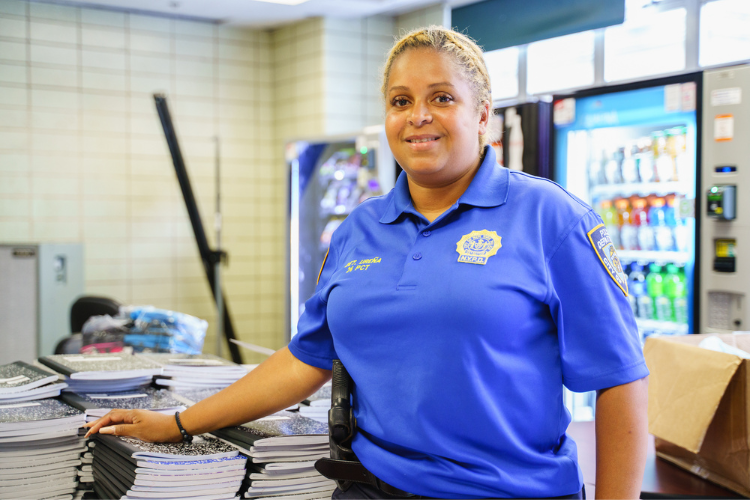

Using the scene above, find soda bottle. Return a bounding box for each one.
[637,137,656,183]
[629,263,650,319]
[625,263,638,316]
[589,150,606,187]
[600,199,621,249]
[663,264,683,322]
[672,195,690,253]
[654,130,674,182]
[648,264,671,321]
[650,197,675,251]
[617,198,638,251]
[604,148,624,184]
[621,144,640,184]
[673,266,689,325]
[673,126,690,185]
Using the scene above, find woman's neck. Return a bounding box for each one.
[407,161,481,223]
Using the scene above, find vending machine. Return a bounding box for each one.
[491,102,552,177]
[701,65,750,334]
[553,74,702,342]
[286,127,396,340]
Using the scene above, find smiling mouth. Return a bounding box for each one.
[406,137,438,143]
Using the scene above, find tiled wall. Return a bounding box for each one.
[395,4,449,35]
[0,0,280,361]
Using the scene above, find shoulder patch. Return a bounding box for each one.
[586,224,628,296]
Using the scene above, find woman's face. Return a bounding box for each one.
[384,47,489,188]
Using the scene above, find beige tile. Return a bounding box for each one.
[219,81,253,102]
[82,92,127,113]
[175,58,213,79]
[130,176,175,198]
[0,63,26,85]
[0,0,26,16]
[0,153,28,173]
[0,220,30,241]
[175,38,213,59]
[130,95,161,116]
[31,89,78,110]
[32,175,78,195]
[83,135,128,156]
[82,218,128,239]
[131,219,174,239]
[0,40,27,62]
[131,259,174,281]
[85,282,129,302]
[29,3,77,23]
[30,66,78,88]
[130,73,171,94]
[171,99,214,120]
[129,114,162,136]
[82,199,128,218]
[82,70,127,92]
[30,131,78,153]
[130,32,171,55]
[82,176,128,197]
[131,240,174,260]
[82,49,126,71]
[174,19,214,39]
[0,197,29,217]
[0,129,27,149]
[82,112,127,134]
[80,156,127,176]
[175,78,213,99]
[30,153,78,174]
[85,239,129,260]
[129,14,171,34]
[33,198,79,217]
[219,42,254,64]
[174,118,214,138]
[30,109,78,132]
[217,61,254,83]
[30,43,78,66]
[85,260,128,282]
[32,218,81,241]
[130,136,169,157]
[82,26,125,50]
[218,26,258,44]
[0,107,27,128]
[0,16,26,39]
[30,21,77,44]
[80,8,125,28]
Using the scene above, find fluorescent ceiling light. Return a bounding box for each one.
[255,0,310,4]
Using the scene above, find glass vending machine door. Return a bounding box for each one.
[555,83,698,342]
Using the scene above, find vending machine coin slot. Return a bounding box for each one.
[707,185,737,220]
[715,165,737,174]
[714,238,737,273]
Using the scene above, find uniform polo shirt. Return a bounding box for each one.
[289,147,648,498]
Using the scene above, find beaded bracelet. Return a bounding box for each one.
[174,412,193,444]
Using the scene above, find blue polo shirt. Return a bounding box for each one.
[289,147,648,498]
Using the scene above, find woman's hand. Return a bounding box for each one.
[83,409,182,443]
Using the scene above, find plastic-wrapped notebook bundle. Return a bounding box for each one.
[60,387,187,422]
[0,361,68,403]
[38,354,163,393]
[211,412,334,499]
[170,387,298,412]
[298,383,331,424]
[0,398,86,500]
[140,353,248,389]
[91,433,247,500]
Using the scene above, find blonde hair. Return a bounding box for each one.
[381,26,493,150]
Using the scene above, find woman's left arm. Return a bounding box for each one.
[594,376,649,499]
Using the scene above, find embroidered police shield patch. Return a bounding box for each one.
[456,230,502,265]
[587,224,628,296]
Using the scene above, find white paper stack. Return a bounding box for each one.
[211,412,334,499]
[298,383,331,424]
[38,354,163,393]
[92,433,247,500]
[61,387,187,423]
[140,353,248,390]
[0,399,86,500]
[0,361,68,403]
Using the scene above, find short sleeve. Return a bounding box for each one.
[287,237,339,370]
[547,210,649,392]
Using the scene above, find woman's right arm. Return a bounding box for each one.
[83,346,332,442]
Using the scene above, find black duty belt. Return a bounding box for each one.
[315,457,415,497]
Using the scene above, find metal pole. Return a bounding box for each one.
[214,136,223,358]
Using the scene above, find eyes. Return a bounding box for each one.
[390,93,454,108]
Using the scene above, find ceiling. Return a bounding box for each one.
[58,0,479,28]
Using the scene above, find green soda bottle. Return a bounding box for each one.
[672,266,688,325]
[663,264,682,322]
[647,264,671,321]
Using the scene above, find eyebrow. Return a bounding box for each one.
[388,82,456,94]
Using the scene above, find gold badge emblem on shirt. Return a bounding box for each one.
[456,230,502,265]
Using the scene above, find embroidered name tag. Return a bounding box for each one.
[587,224,628,296]
[456,230,502,265]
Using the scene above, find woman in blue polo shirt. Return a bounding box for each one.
[86,26,648,499]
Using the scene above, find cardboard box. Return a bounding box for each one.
[644,333,749,496]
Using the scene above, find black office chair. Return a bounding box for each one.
[53,295,122,354]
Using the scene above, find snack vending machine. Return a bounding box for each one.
[553,74,702,342]
[286,127,396,340]
[701,65,749,334]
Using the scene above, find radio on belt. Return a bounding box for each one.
[706,185,736,221]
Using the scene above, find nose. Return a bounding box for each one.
[408,100,432,126]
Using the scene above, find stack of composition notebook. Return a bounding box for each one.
[61,387,187,422]
[91,433,247,500]
[0,398,86,500]
[141,353,248,389]
[211,412,334,498]
[38,353,163,393]
[0,361,68,403]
